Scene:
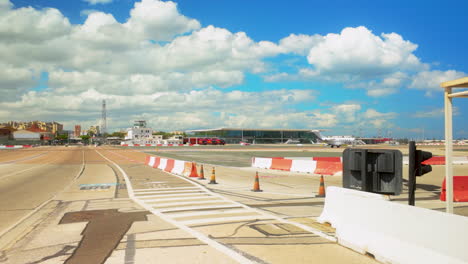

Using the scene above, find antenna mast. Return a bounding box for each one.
[101,100,107,136]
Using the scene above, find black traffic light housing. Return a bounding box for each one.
[408,141,433,206]
[342,149,403,195]
[415,150,432,176]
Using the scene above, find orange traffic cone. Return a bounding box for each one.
[208,167,217,184]
[251,171,263,192]
[198,164,206,180]
[316,175,326,197]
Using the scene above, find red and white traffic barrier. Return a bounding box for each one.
[252,157,343,176]
[145,155,199,177]
[402,156,468,165]
[0,145,33,149]
[121,144,191,147]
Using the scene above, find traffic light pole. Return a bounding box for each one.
[408,141,416,206]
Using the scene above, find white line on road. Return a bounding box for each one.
[0,150,85,242]
[148,200,228,207]
[134,189,205,195]
[167,208,252,218]
[0,153,63,181]
[158,204,241,213]
[95,149,257,264]
[136,193,207,199]
[180,215,271,226]
[134,186,202,191]
[158,166,338,242]
[138,195,211,202]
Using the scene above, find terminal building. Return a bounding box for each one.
[186,128,320,144]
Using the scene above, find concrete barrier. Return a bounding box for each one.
[158,158,167,170]
[145,155,199,178]
[152,157,160,168]
[314,161,342,176]
[148,156,155,167]
[403,156,468,165]
[0,145,33,149]
[440,176,468,202]
[171,160,185,175]
[252,157,343,175]
[164,159,175,172]
[252,157,273,169]
[290,160,317,173]
[318,186,468,264]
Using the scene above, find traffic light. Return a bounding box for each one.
[415,150,432,176]
[408,141,433,206]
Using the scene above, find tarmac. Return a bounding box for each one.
[0,144,466,263]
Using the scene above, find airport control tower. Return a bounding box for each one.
[133,120,147,128]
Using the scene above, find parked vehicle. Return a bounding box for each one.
[183,137,225,145]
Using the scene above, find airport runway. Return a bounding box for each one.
[0,145,466,263]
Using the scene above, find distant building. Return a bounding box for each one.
[3,121,63,135]
[88,126,100,136]
[27,123,53,140]
[13,130,41,141]
[186,128,321,144]
[74,125,81,138]
[360,138,393,144]
[124,120,158,144]
[0,126,14,140]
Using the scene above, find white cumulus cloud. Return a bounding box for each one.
[409,70,466,95]
[307,26,424,77]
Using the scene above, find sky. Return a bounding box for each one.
[1,0,467,139]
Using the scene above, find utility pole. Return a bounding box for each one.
[101,100,107,137]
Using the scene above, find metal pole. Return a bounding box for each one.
[408,141,416,206]
[444,87,454,213]
[361,150,368,192]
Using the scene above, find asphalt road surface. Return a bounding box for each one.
[0,145,466,263]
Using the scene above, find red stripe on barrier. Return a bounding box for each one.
[313,157,341,162]
[145,144,152,147]
[422,156,445,165]
[145,156,150,165]
[270,158,293,171]
[314,161,342,175]
[134,144,140,147]
[5,145,14,148]
[23,145,32,148]
[440,176,468,202]
[153,157,160,168]
[164,159,175,172]
[156,144,162,146]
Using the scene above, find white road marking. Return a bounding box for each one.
[180,215,271,226]
[136,193,206,199]
[0,151,48,165]
[0,153,63,181]
[168,208,252,218]
[134,186,201,192]
[138,195,211,202]
[158,204,241,213]
[96,150,257,264]
[134,189,205,195]
[0,150,86,240]
[152,163,338,242]
[148,200,228,207]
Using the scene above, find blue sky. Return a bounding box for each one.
[1,0,467,138]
